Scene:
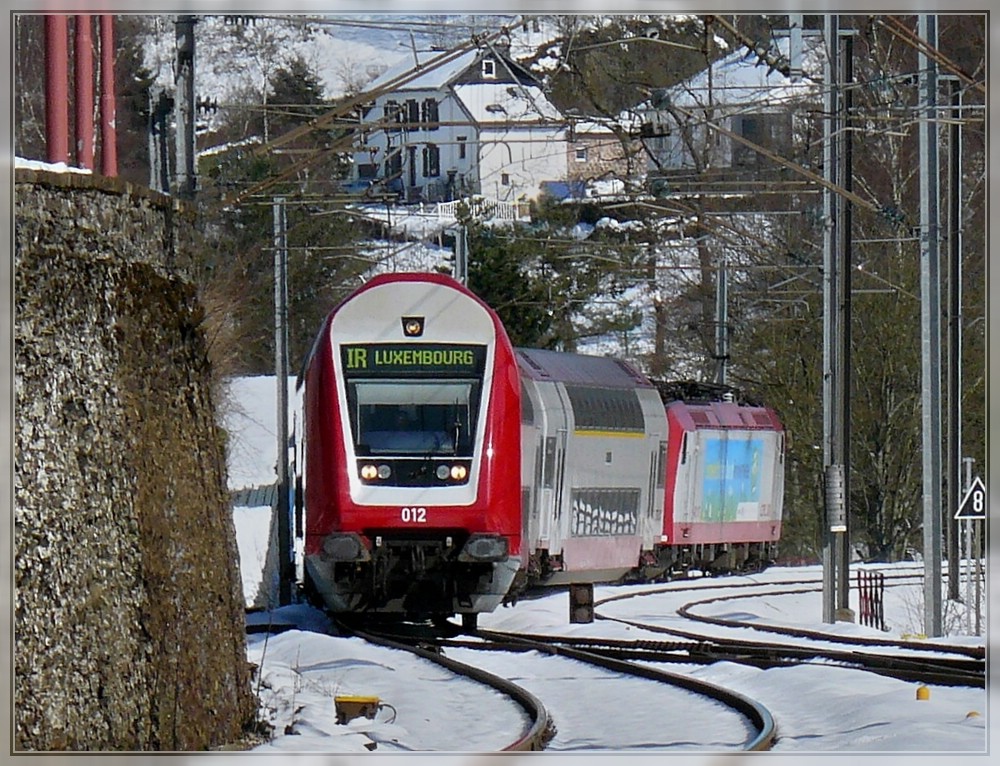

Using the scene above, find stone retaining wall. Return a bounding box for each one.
[13,169,255,750]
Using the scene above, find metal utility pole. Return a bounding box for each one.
[963,458,974,635]
[836,29,854,614]
[44,14,70,165]
[945,77,963,601]
[453,225,469,285]
[74,14,94,170]
[174,14,198,199]
[274,197,292,606]
[99,14,118,177]
[918,13,943,637]
[822,14,852,622]
[714,255,728,386]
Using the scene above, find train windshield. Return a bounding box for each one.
[349,380,479,457]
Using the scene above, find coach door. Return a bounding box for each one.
[535,388,568,548]
[642,437,665,544]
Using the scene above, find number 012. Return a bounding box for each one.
[401,507,427,523]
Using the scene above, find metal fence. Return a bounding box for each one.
[857,569,886,631]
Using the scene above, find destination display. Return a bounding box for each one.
[341,343,486,376]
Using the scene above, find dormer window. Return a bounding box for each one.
[482,58,496,78]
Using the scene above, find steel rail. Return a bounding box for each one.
[473,627,777,752]
[588,580,984,687]
[671,585,986,660]
[342,624,552,751]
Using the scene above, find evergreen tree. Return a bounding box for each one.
[465,221,553,348]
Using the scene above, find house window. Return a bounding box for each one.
[482,59,496,78]
[405,99,420,128]
[575,146,588,162]
[385,148,402,178]
[422,144,441,177]
[732,114,768,167]
[457,136,467,160]
[501,173,510,186]
[421,98,439,130]
[384,100,401,131]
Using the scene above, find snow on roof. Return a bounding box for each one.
[645,33,824,111]
[363,48,479,94]
[569,119,617,135]
[453,82,563,124]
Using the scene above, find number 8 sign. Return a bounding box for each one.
[955,476,987,520]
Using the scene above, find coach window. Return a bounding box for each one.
[656,440,667,486]
[542,436,557,488]
[520,381,534,425]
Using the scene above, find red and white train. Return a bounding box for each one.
[296,272,784,625]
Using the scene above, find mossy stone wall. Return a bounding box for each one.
[14,169,255,750]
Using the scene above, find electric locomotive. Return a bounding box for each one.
[298,272,523,623]
[653,382,785,575]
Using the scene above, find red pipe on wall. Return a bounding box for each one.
[75,14,95,169]
[99,14,118,177]
[44,14,70,165]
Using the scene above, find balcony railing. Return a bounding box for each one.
[436,195,526,222]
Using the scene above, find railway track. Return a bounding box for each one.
[338,621,552,751]
[348,620,777,752]
[591,576,985,688]
[246,567,982,752]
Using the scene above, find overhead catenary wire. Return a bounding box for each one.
[190,12,983,236]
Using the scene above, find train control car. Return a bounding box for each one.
[297,272,523,623]
[517,348,666,585]
[652,383,785,575]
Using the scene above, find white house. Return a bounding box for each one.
[634,32,824,176]
[351,46,568,204]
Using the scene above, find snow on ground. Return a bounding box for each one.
[227,569,990,756]
[217,375,993,757]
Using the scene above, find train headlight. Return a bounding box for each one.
[402,316,424,337]
[360,464,378,480]
[450,465,467,481]
[458,534,509,562]
[377,464,391,479]
[436,464,451,480]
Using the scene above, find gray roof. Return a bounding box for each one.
[516,348,653,388]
